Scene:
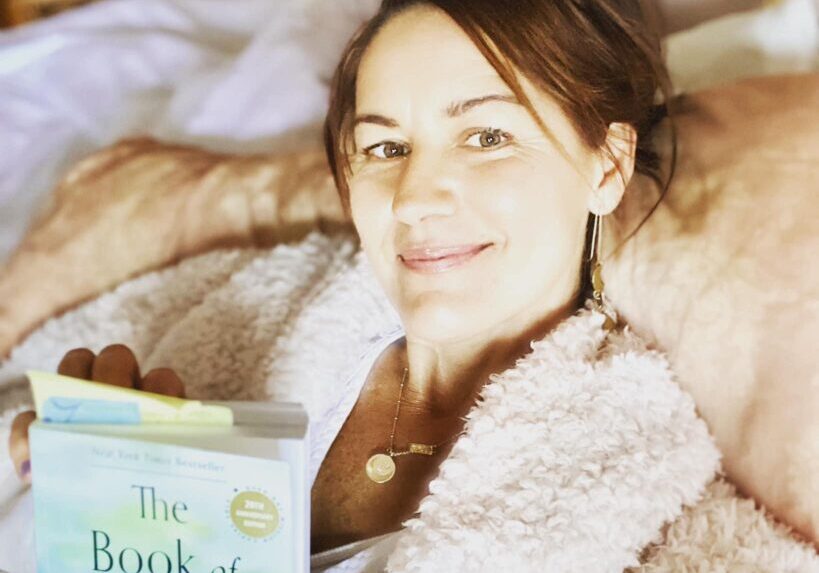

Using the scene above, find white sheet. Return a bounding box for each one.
[0,0,372,264]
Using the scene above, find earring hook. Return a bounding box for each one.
[586,212,602,263]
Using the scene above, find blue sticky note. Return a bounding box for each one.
[42,397,141,424]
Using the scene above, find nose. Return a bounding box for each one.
[391,152,458,225]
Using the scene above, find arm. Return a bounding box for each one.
[641,0,766,34]
[0,137,349,358]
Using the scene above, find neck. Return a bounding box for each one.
[400,298,578,419]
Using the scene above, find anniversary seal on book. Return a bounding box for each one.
[26,371,309,573]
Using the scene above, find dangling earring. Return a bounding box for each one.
[587,213,617,330]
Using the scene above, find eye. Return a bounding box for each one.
[362,141,410,160]
[465,128,512,149]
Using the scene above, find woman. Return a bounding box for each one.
[8,0,817,571]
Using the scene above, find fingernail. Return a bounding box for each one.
[20,460,30,477]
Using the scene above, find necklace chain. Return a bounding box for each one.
[365,367,460,483]
[387,368,444,457]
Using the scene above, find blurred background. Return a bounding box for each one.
[2,0,95,27]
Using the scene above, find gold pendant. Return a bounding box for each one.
[365,453,396,483]
[408,443,435,455]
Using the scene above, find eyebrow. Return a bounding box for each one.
[353,114,398,129]
[352,93,520,129]
[446,93,519,117]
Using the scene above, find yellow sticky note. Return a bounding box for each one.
[27,370,233,426]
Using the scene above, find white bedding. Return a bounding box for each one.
[0,0,816,568]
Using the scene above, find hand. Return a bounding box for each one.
[8,344,185,484]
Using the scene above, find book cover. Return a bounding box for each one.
[27,371,309,573]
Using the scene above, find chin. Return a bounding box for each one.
[399,294,486,343]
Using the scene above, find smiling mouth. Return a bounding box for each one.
[397,243,493,274]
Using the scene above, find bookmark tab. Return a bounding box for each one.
[42,397,140,424]
[27,370,233,426]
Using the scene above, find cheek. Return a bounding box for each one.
[469,154,590,310]
[349,176,392,242]
[349,177,401,288]
[471,155,587,237]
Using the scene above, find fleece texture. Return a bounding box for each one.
[0,232,815,573]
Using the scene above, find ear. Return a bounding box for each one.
[586,122,637,216]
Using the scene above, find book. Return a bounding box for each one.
[26,371,309,573]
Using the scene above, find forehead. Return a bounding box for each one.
[357,6,510,110]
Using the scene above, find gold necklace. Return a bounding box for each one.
[365,368,443,484]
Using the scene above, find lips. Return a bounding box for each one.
[398,243,493,273]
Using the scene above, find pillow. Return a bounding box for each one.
[0,137,350,360]
[605,73,819,541]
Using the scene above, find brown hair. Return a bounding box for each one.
[323,0,676,294]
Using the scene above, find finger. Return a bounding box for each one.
[9,410,37,482]
[57,347,95,380]
[140,368,185,398]
[90,344,140,388]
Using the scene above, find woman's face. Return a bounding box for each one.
[349,5,610,344]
